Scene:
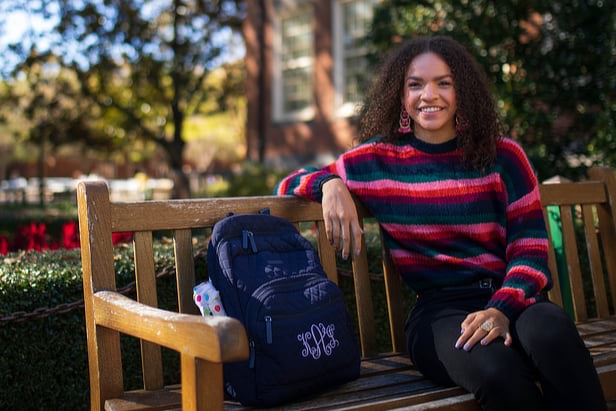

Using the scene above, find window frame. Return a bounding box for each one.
[332,0,377,118]
[272,3,315,122]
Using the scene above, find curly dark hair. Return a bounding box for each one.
[357,35,503,170]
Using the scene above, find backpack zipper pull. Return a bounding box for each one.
[242,230,248,250]
[241,230,258,252]
[249,339,255,368]
[247,231,258,253]
[265,316,272,344]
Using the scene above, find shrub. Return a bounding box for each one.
[0,249,88,409]
[0,243,186,410]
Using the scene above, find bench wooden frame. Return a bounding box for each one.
[78,166,616,411]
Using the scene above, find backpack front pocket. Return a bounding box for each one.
[246,273,360,395]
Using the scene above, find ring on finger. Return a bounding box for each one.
[480,320,494,332]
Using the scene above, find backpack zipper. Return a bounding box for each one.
[249,339,256,368]
[246,274,344,342]
[265,315,273,344]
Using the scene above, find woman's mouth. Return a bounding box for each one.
[418,106,443,113]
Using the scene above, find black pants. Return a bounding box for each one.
[405,287,606,411]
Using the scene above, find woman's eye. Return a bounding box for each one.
[439,81,452,87]
[408,82,421,89]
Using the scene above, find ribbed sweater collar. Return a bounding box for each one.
[406,134,459,154]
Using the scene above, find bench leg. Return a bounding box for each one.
[181,354,224,411]
[598,363,616,400]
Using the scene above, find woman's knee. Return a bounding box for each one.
[474,375,543,411]
[515,303,584,354]
[455,347,530,388]
[452,348,544,411]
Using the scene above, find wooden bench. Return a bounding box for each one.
[77,166,616,411]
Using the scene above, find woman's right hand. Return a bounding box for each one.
[321,178,363,260]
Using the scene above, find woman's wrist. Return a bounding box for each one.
[319,175,342,193]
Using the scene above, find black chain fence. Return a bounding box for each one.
[0,263,178,325]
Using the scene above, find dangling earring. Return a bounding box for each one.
[399,105,412,134]
[455,114,468,132]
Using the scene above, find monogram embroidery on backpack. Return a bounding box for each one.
[298,323,339,359]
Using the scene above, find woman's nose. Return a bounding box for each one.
[422,83,436,99]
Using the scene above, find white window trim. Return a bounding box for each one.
[272,2,315,123]
[332,0,377,118]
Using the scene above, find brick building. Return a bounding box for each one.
[244,0,378,169]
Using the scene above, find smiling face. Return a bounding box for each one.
[402,52,457,144]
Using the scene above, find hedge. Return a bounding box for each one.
[0,243,194,410]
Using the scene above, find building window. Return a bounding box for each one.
[333,0,376,117]
[273,7,314,121]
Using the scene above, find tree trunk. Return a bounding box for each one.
[171,165,191,199]
[166,1,191,199]
[37,132,46,208]
[257,0,267,164]
[163,135,190,198]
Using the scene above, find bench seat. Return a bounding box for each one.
[98,328,616,411]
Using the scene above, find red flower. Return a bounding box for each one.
[112,232,133,244]
[0,236,8,255]
[12,222,51,251]
[62,221,80,249]
[34,222,48,251]
[6,220,132,252]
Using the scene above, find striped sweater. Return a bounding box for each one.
[275,135,551,320]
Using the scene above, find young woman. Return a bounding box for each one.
[275,35,606,411]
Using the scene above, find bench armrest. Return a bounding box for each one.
[92,290,249,363]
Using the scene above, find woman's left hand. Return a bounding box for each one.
[455,308,512,351]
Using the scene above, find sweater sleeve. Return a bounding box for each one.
[274,163,341,203]
[275,137,382,201]
[485,140,552,320]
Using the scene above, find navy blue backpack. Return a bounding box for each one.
[207,210,361,407]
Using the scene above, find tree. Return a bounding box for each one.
[183,60,247,174]
[369,0,616,180]
[0,50,110,205]
[3,0,245,198]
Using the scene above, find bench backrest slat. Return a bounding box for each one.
[543,207,565,307]
[582,204,611,318]
[110,197,325,232]
[597,203,616,311]
[134,231,157,308]
[540,182,607,205]
[173,228,199,315]
[316,221,339,284]
[352,228,378,357]
[559,203,588,321]
[133,230,165,390]
[381,239,407,353]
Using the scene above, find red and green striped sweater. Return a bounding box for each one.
[275,135,551,320]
